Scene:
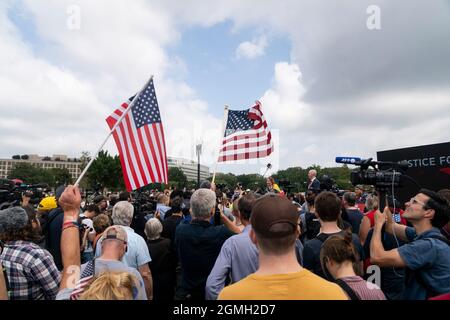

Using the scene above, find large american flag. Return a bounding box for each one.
[106,78,168,191]
[218,101,273,162]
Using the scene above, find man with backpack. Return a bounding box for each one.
[303,192,364,279]
[370,189,450,299]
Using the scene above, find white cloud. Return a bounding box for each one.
[2,0,450,176]
[235,35,268,60]
[260,62,312,131]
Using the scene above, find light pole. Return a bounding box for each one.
[196,143,202,188]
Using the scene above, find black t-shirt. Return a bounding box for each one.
[303,230,364,279]
[344,208,364,235]
[147,237,177,300]
[364,228,406,300]
[161,215,183,242]
[43,207,64,270]
[147,237,176,274]
[305,211,321,240]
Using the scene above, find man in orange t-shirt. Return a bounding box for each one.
[218,194,347,300]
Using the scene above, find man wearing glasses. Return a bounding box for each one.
[370,189,450,299]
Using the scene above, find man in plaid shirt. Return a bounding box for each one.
[0,206,60,300]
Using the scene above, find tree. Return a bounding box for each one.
[213,173,238,188]
[168,167,188,188]
[49,168,73,186]
[85,150,125,191]
[12,155,20,160]
[8,163,71,187]
[8,163,41,183]
[235,174,266,190]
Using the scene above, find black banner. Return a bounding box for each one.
[377,142,450,205]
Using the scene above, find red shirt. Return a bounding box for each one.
[365,208,407,227]
[429,292,450,300]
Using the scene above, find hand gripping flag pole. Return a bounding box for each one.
[74,76,154,187]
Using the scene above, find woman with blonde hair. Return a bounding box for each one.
[79,272,137,300]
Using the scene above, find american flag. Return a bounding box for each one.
[106,78,169,191]
[218,101,273,162]
[70,260,95,300]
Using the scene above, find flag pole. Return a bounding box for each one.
[211,105,229,184]
[74,75,154,187]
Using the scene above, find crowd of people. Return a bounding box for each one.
[1,170,450,300]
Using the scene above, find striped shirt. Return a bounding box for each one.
[339,276,386,300]
[0,241,60,300]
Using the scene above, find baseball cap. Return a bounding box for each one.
[0,207,29,234]
[38,196,57,212]
[250,194,298,238]
[101,225,127,244]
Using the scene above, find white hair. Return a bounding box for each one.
[190,189,216,220]
[309,169,317,176]
[145,218,163,240]
[112,201,134,226]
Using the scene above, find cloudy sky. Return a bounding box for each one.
[1,0,449,175]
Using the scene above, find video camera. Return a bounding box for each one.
[335,156,409,209]
[336,157,408,189]
[319,175,341,195]
[133,191,156,216]
[0,179,49,208]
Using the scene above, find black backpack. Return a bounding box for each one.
[305,211,321,240]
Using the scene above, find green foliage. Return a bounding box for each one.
[212,164,353,193]
[85,150,124,191]
[168,167,188,188]
[235,174,266,190]
[8,163,72,187]
[213,173,238,188]
[273,165,353,192]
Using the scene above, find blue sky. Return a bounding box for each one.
[167,21,291,117]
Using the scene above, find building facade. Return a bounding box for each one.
[0,154,210,183]
[168,156,211,182]
[0,155,82,181]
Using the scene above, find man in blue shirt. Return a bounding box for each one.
[370,189,450,299]
[174,188,241,300]
[205,193,258,300]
